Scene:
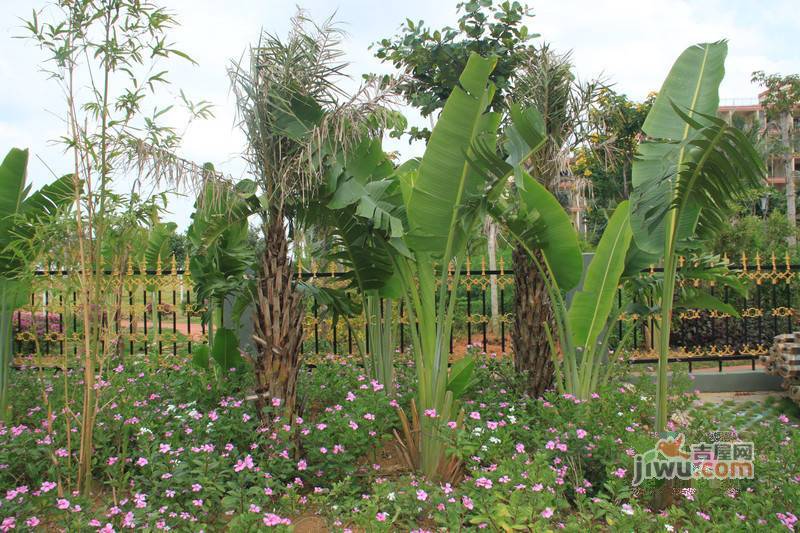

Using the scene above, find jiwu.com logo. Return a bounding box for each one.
[632,433,755,486]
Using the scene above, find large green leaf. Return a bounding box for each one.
[0,149,28,226]
[446,355,477,400]
[405,52,497,255]
[516,171,583,290]
[631,41,728,254]
[20,173,74,218]
[145,222,178,270]
[211,327,243,370]
[568,201,632,349]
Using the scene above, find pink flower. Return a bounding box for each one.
[621,503,634,515]
[462,495,474,510]
[263,513,291,527]
[376,512,388,522]
[469,411,481,420]
[297,460,307,471]
[416,489,428,501]
[515,443,525,454]
[271,397,282,407]
[447,420,457,429]
[475,477,493,489]
[57,498,70,510]
[192,499,204,507]
[235,454,255,472]
[135,457,148,467]
[778,414,789,424]
[159,443,171,453]
[541,507,554,518]
[191,483,202,492]
[696,511,710,521]
[424,409,437,418]
[26,517,40,527]
[576,429,588,439]
[613,468,626,478]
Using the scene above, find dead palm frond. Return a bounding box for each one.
[513,43,601,188]
[228,11,399,218]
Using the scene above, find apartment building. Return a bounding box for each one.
[718,95,800,188]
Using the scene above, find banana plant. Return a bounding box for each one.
[186,176,257,372]
[535,201,635,399]
[305,136,406,389]
[629,41,765,434]
[380,54,581,479]
[0,148,74,420]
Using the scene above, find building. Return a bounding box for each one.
[718,95,800,189]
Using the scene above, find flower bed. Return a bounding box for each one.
[0,358,797,531]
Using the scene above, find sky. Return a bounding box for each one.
[1,0,799,229]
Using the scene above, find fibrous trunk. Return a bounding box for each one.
[512,244,554,397]
[253,216,304,423]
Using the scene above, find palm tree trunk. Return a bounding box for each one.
[511,244,554,397]
[252,215,305,423]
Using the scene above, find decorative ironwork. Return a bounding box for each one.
[13,251,800,373]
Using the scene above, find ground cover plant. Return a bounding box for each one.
[0,354,798,531]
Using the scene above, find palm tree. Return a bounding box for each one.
[229,13,392,422]
[509,45,599,396]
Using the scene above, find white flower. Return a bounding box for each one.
[508,415,517,424]
[489,436,501,444]
[480,445,488,452]
[664,525,674,532]
[387,492,396,501]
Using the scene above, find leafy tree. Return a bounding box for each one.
[581,90,654,200]
[373,0,537,141]
[752,70,800,245]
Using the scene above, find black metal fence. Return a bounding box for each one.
[12,254,799,373]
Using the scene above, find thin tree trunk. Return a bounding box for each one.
[252,215,305,423]
[511,245,554,397]
[485,218,499,337]
[782,111,797,247]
